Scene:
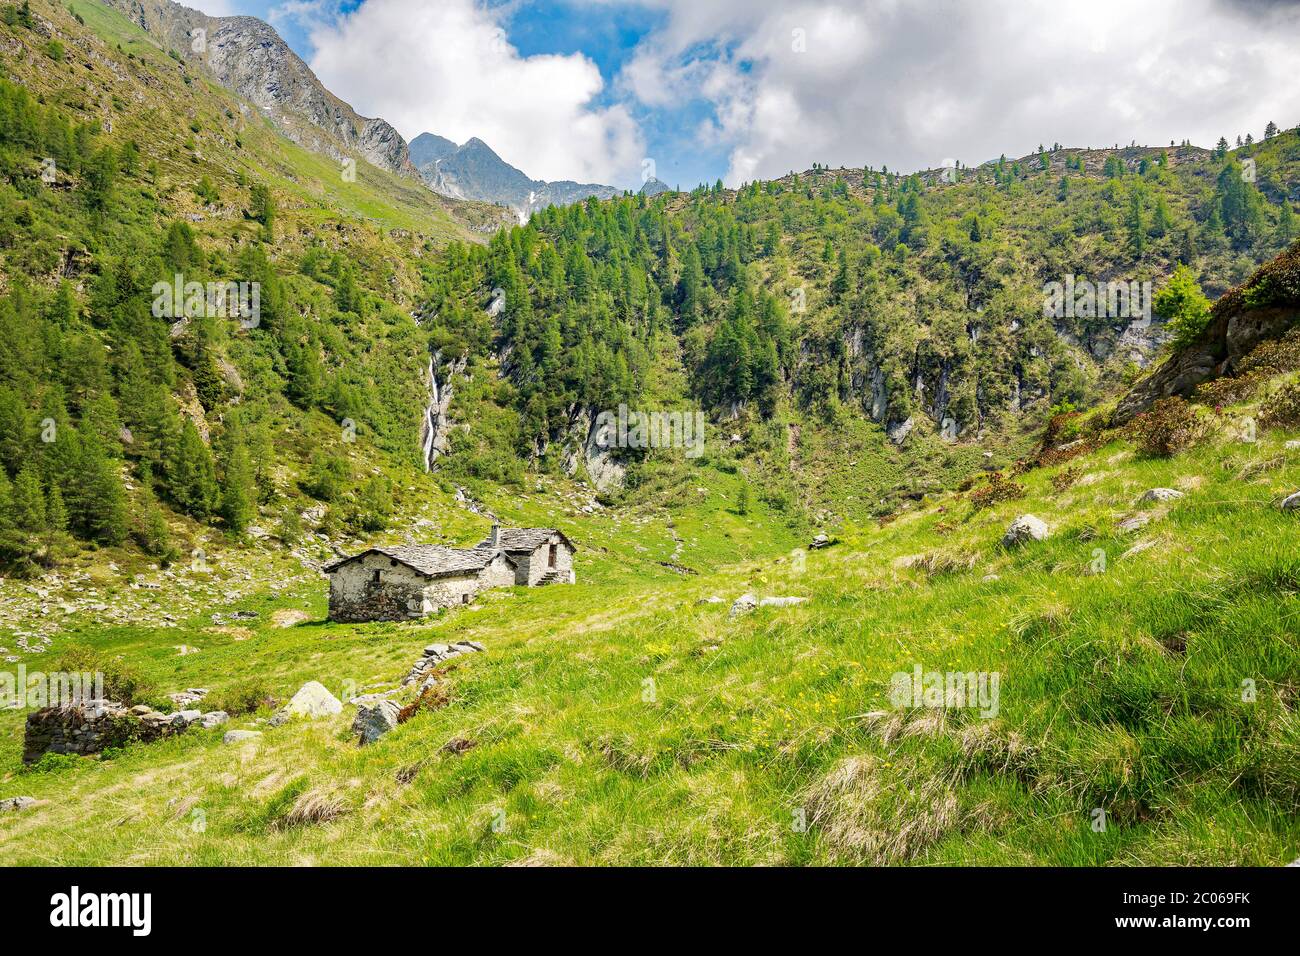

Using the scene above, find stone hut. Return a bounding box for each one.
[324,544,517,623]
[476,525,577,586]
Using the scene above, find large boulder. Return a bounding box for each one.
[273,681,342,724]
[352,700,400,746]
[1002,515,1049,547]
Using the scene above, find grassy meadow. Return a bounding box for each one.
[2,392,1297,866]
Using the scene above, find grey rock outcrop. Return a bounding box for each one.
[1114,245,1300,424]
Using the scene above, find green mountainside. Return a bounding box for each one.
[0,0,1298,866]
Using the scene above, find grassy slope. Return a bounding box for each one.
[60,0,505,241]
[2,381,1296,865]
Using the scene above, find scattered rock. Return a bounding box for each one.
[352,700,400,746]
[222,730,262,744]
[168,688,209,709]
[271,609,309,628]
[1140,488,1185,503]
[401,641,485,686]
[758,596,808,608]
[170,709,203,728]
[441,736,477,755]
[1282,492,1300,511]
[1117,512,1155,533]
[1002,515,1049,547]
[198,711,229,729]
[810,533,833,550]
[695,595,724,605]
[729,593,757,617]
[0,796,38,812]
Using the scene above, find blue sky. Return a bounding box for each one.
[213,0,732,189]
[204,1,1300,191]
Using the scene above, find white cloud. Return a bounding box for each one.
[617,0,1300,185]
[303,0,645,185]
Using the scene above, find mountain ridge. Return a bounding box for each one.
[104,0,418,177]
[413,131,620,219]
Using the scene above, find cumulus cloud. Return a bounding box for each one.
[303,0,645,185]
[617,0,1300,185]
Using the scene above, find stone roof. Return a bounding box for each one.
[324,545,514,579]
[476,527,576,553]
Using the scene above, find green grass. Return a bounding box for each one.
[2,397,1298,865]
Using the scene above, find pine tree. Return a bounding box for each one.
[76,432,128,545]
[1279,201,1296,244]
[1265,121,1279,140]
[134,467,173,563]
[12,463,45,531]
[249,182,276,241]
[1126,190,1147,258]
[1154,265,1212,349]
[165,419,218,519]
[1151,195,1172,238]
[218,423,256,534]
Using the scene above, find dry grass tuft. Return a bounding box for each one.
[275,788,349,830]
[802,755,963,865]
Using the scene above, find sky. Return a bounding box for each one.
[196,0,1300,191]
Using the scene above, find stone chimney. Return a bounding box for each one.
[488,522,500,548]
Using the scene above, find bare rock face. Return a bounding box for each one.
[105,0,415,177]
[560,407,626,493]
[1002,515,1049,547]
[887,417,914,444]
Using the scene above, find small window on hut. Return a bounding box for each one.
[462,593,470,604]
[548,543,557,568]
[371,569,381,584]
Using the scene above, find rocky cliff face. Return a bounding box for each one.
[105,0,416,177]
[1113,242,1300,423]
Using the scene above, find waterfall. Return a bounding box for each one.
[420,355,438,472]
